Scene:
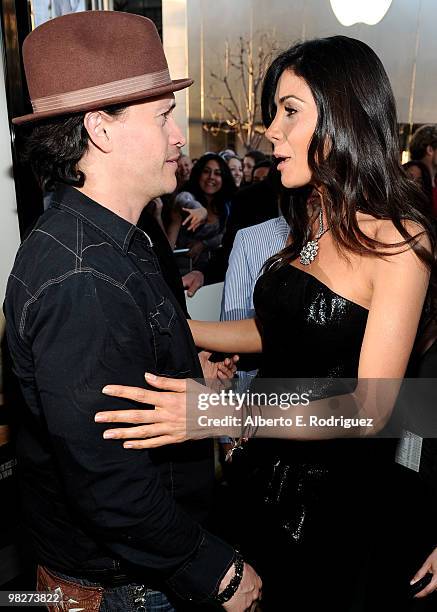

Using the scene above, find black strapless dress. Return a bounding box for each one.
[235,265,427,611]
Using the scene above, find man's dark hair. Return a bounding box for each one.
[253,160,272,173]
[244,149,266,165]
[22,104,127,191]
[409,125,437,161]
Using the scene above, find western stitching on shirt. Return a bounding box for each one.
[17,267,135,339]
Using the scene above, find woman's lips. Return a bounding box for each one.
[277,158,290,170]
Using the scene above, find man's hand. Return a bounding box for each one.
[198,351,239,382]
[181,206,207,231]
[219,561,262,612]
[411,547,437,598]
[182,270,204,297]
[187,240,205,262]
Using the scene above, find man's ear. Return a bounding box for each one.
[83,111,113,153]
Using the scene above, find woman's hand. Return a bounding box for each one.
[96,353,239,449]
[182,206,207,231]
[410,547,437,598]
[97,374,195,449]
[198,351,239,382]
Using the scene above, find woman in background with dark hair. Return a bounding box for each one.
[404,160,434,216]
[242,149,267,184]
[167,153,236,273]
[226,154,244,188]
[100,36,436,610]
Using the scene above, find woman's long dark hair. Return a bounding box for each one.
[261,36,436,280]
[184,153,237,217]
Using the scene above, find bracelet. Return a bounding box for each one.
[215,552,244,605]
[225,403,260,463]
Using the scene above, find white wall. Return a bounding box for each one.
[0,33,20,305]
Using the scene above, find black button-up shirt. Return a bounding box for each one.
[4,185,233,603]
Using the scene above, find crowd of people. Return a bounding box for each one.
[148,123,437,303]
[142,145,279,296]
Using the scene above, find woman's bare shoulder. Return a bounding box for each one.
[356,213,431,251]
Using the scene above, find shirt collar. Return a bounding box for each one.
[49,184,149,255]
[274,215,290,238]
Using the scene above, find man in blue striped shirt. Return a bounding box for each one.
[220,215,289,379]
[221,215,289,322]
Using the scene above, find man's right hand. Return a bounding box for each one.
[219,561,262,611]
[182,270,204,297]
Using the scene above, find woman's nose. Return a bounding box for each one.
[265,118,281,143]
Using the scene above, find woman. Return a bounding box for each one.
[226,155,244,188]
[242,149,266,184]
[167,153,236,272]
[98,37,436,610]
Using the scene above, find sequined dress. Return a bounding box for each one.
[238,264,422,611]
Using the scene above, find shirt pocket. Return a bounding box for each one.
[147,296,183,376]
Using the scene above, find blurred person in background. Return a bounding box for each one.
[252,159,272,183]
[176,153,192,189]
[167,153,237,277]
[403,160,434,216]
[221,164,282,266]
[242,149,266,184]
[409,125,437,217]
[219,148,236,158]
[226,155,244,188]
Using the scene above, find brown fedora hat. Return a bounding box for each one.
[13,11,193,125]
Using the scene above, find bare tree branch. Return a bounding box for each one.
[205,32,279,151]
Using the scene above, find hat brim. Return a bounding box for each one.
[12,77,193,125]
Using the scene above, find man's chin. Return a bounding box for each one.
[160,176,177,196]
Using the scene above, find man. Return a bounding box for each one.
[4,11,260,611]
[252,160,272,183]
[221,216,289,323]
[176,154,193,188]
[221,166,282,267]
[219,216,289,482]
[242,150,266,185]
[409,124,437,216]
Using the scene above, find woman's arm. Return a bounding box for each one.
[97,223,432,445]
[286,221,432,437]
[357,221,431,380]
[188,318,262,354]
[181,207,208,231]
